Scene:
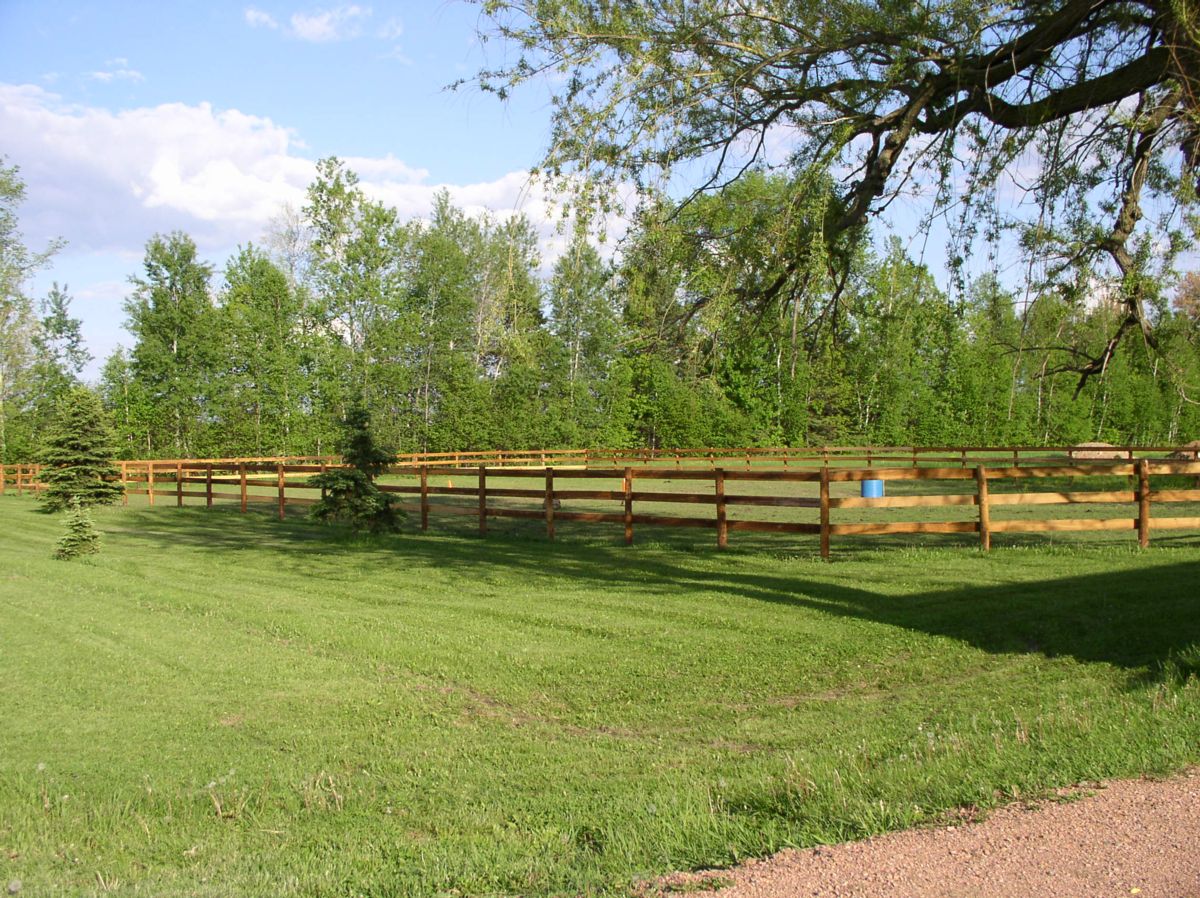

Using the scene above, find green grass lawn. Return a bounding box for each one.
[1,493,1199,897]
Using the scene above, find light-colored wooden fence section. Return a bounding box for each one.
[0,464,44,496]
[381,444,1200,470]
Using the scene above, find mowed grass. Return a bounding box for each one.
[1,495,1199,897]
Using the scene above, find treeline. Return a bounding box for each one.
[3,161,1199,463]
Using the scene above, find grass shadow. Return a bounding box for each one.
[97,502,1200,684]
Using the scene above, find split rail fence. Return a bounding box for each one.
[4,446,1200,557]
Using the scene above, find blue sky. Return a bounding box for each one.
[1,1,560,376]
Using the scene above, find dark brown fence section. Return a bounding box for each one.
[374,465,824,548]
[370,461,1200,556]
[5,450,1200,556]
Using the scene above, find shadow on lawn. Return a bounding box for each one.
[107,503,1200,684]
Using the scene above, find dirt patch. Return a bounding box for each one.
[649,769,1200,898]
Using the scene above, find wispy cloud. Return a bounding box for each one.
[288,5,372,42]
[377,17,403,40]
[381,45,414,66]
[88,66,144,84]
[243,7,279,30]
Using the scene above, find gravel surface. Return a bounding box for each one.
[654,770,1200,898]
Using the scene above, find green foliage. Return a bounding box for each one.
[123,232,218,456]
[72,158,1200,459]
[308,405,400,533]
[37,386,124,513]
[475,0,1199,387]
[53,496,100,560]
[1,159,62,464]
[211,246,308,455]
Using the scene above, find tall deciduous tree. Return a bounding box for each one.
[475,0,1200,390]
[124,232,217,456]
[23,283,90,449]
[304,158,412,444]
[0,160,61,463]
[215,246,306,455]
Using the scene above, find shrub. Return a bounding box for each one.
[308,405,401,533]
[54,497,101,560]
[38,387,124,512]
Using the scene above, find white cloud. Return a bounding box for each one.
[0,83,615,272]
[288,5,372,42]
[244,7,279,29]
[4,83,629,377]
[88,67,144,84]
[0,84,312,252]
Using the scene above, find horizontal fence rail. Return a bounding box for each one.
[380,444,1200,470]
[5,448,1200,556]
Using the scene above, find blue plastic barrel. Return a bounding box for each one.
[861,479,885,498]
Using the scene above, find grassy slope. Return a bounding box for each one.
[1,495,1198,897]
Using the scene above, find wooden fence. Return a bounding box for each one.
[5,453,1200,557]
[383,444,1200,469]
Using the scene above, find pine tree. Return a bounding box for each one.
[308,405,400,533]
[38,387,124,512]
[54,496,100,560]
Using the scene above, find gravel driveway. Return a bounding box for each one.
[654,770,1200,898]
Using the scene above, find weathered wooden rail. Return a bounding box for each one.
[5,451,1200,557]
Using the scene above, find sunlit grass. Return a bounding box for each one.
[1,493,1198,896]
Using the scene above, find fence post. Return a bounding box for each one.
[176,462,183,507]
[975,466,991,552]
[0,464,5,496]
[121,461,129,505]
[147,462,155,507]
[420,466,429,531]
[205,464,213,508]
[1137,458,1150,548]
[715,468,727,549]
[320,461,328,500]
[239,463,247,513]
[819,467,831,560]
[277,463,286,521]
[544,467,555,541]
[478,465,487,536]
[623,467,634,545]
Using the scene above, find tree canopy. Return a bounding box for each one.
[474,0,1200,390]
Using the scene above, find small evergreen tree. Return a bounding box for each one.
[308,405,400,533]
[54,497,100,560]
[38,387,125,512]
